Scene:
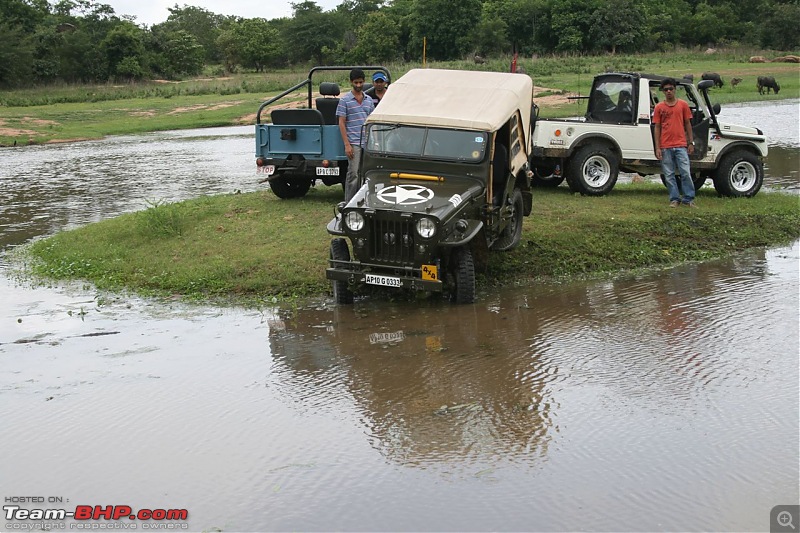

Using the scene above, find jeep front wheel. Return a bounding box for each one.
[569,144,619,196]
[450,247,475,305]
[330,238,354,304]
[269,174,312,199]
[713,151,763,197]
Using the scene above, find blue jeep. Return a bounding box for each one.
[255,66,390,199]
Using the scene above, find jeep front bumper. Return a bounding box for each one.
[326,260,443,292]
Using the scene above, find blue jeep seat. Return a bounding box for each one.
[270,108,324,125]
[316,82,341,125]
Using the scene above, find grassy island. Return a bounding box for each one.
[20,183,800,303]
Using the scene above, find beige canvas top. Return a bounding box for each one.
[366,68,533,132]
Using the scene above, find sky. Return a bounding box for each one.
[103,0,342,26]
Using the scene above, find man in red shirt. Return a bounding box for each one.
[653,78,696,208]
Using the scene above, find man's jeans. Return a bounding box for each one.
[344,145,362,202]
[661,147,695,203]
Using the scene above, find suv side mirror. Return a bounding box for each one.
[713,103,721,115]
[697,79,714,91]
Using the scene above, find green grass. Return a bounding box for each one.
[1,50,797,145]
[18,183,800,304]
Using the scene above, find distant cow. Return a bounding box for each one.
[701,72,724,88]
[730,77,742,88]
[757,76,780,95]
[683,73,694,82]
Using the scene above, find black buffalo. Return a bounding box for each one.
[701,72,724,88]
[757,76,780,95]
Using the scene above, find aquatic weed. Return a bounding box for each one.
[137,199,186,238]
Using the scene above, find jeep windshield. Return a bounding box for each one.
[366,124,488,162]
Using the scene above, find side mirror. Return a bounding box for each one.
[697,79,714,90]
[713,103,721,115]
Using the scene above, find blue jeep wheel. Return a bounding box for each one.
[270,175,312,199]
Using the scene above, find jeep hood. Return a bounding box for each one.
[350,175,485,220]
[715,120,768,150]
[717,121,765,138]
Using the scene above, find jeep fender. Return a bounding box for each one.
[566,132,621,159]
[514,171,533,216]
[441,220,484,247]
[532,132,620,160]
[326,214,345,236]
[715,141,765,163]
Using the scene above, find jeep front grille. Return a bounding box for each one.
[369,217,415,264]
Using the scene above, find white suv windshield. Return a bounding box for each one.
[367,124,487,162]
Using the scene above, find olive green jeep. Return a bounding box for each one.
[326,68,535,304]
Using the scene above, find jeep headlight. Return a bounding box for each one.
[416,217,436,239]
[344,211,365,232]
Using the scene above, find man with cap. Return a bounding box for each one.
[366,71,388,106]
[336,68,375,202]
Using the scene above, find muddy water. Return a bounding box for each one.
[1,102,798,531]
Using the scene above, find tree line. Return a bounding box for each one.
[1,0,797,88]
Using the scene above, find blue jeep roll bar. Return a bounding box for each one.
[256,65,391,124]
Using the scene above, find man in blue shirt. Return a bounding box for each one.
[337,68,375,201]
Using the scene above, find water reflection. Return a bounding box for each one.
[269,301,555,467]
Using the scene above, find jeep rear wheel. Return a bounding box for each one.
[330,238,354,304]
[713,151,763,197]
[569,144,619,196]
[450,247,475,305]
[531,167,565,188]
[491,188,524,252]
[270,175,312,199]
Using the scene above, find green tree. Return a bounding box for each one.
[481,0,543,55]
[0,0,49,31]
[640,0,689,51]
[408,0,482,60]
[380,0,414,60]
[162,29,205,75]
[157,5,225,62]
[683,2,737,46]
[215,26,243,72]
[0,22,35,86]
[218,18,282,72]
[348,11,401,63]
[115,55,144,80]
[100,22,147,78]
[546,0,601,53]
[56,26,109,81]
[334,0,383,32]
[472,14,510,56]
[32,27,65,80]
[760,1,800,49]
[284,1,341,64]
[590,0,646,54]
[48,0,124,81]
